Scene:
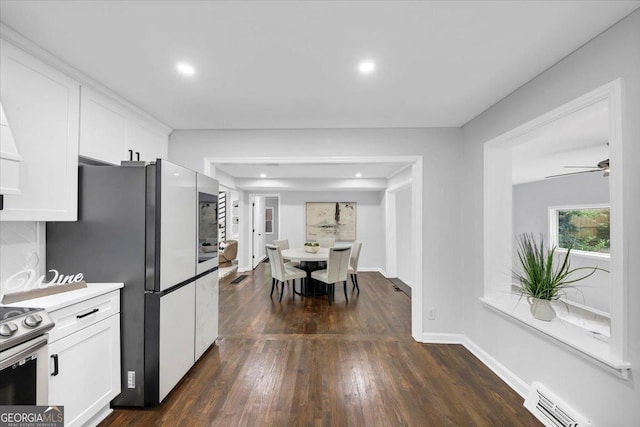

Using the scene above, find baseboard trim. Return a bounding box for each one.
[359,267,389,277]
[419,333,529,399]
[389,278,411,297]
[460,336,530,398]
[421,332,466,344]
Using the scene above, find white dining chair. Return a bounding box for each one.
[347,241,362,293]
[317,237,335,248]
[266,244,306,302]
[272,239,299,267]
[310,246,351,304]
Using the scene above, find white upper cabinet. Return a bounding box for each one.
[126,118,167,163]
[79,86,128,165]
[79,86,168,165]
[0,39,80,221]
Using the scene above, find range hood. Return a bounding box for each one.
[0,101,21,200]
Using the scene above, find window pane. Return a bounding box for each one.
[558,208,610,253]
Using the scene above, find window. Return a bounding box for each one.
[265,207,273,234]
[550,205,610,256]
[218,191,226,241]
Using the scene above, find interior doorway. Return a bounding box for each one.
[207,156,424,341]
[251,195,266,268]
[385,180,414,297]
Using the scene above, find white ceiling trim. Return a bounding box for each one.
[204,155,420,179]
[235,177,388,192]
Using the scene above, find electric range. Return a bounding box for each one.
[0,306,55,352]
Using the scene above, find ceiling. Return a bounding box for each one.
[0,1,638,130]
[511,99,610,185]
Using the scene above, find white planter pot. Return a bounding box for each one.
[527,297,556,321]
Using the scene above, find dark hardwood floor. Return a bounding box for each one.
[100,263,541,426]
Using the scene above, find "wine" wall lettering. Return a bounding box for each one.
[3,268,85,293]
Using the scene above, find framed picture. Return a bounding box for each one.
[306,202,356,241]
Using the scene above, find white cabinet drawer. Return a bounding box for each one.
[48,290,120,343]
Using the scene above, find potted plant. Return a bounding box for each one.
[513,233,607,321]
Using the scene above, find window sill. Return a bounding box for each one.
[555,247,610,261]
[480,294,631,379]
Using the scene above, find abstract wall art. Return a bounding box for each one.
[305,202,356,241]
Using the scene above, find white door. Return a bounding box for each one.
[252,196,266,268]
[158,282,195,402]
[159,161,197,291]
[195,270,219,360]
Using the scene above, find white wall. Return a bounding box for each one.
[169,127,463,334]
[395,186,413,285]
[513,172,610,312]
[274,191,384,270]
[461,9,640,426]
[0,222,46,297]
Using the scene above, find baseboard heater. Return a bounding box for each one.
[524,382,591,427]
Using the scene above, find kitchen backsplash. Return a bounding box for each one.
[0,221,46,298]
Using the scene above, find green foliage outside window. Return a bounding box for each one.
[558,208,610,253]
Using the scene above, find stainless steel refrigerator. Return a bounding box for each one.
[46,159,219,407]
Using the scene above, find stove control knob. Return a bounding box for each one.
[23,314,43,328]
[0,322,19,337]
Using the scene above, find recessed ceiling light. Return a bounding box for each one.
[260,173,267,178]
[355,172,362,178]
[176,62,195,76]
[358,60,376,75]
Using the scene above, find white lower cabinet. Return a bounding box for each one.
[47,290,121,427]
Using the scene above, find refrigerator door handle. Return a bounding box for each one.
[128,149,133,161]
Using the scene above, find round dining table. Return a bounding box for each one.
[281,247,329,262]
[281,247,330,296]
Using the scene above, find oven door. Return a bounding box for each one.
[0,335,49,405]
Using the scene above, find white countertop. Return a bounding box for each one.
[3,283,123,312]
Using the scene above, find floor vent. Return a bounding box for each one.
[524,382,591,427]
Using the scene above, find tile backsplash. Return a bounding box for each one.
[0,221,46,298]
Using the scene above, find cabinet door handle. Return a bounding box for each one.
[51,354,59,376]
[135,151,140,161]
[128,149,133,161]
[76,308,99,319]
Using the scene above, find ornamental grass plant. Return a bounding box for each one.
[514,233,607,301]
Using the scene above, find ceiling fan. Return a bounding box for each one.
[545,158,610,179]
